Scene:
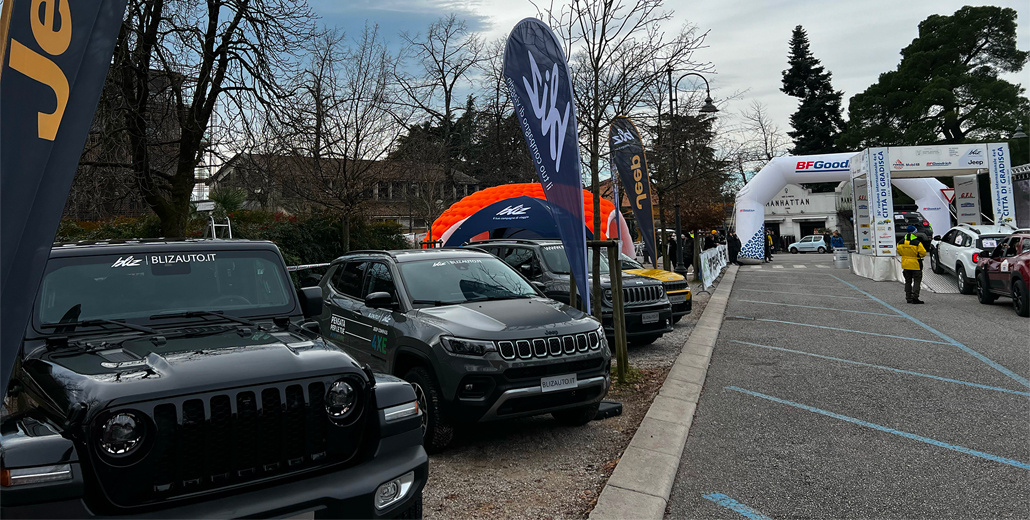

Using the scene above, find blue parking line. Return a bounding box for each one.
[738,300,901,317]
[702,493,772,520]
[738,289,869,300]
[725,386,1030,471]
[729,316,951,345]
[830,275,1030,389]
[731,340,1030,397]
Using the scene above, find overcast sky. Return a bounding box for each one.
[312,0,1029,142]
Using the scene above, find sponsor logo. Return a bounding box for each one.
[150,253,216,265]
[960,202,974,208]
[497,204,530,216]
[330,315,347,335]
[630,154,649,209]
[862,245,871,249]
[968,148,983,156]
[893,160,904,170]
[612,127,634,146]
[521,51,571,173]
[881,249,894,254]
[796,159,850,171]
[965,160,984,166]
[858,204,868,210]
[959,192,974,198]
[959,212,976,217]
[925,161,951,167]
[738,208,755,212]
[6,0,74,140]
[861,231,869,235]
[111,256,143,268]
[922,207,941,211]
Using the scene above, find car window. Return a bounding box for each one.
[365,262,397,301]
[1005,239,1019,257]
[961,234,972,248]
[941,230,956,244]
[500,247,535,270]
[331,261,367,299]
[1023,239,1030,254]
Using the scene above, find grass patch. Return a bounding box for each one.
[609,364,643,387]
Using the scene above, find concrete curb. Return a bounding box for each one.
[589,265,739,520]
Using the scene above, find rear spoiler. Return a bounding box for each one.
[286,263,331,272]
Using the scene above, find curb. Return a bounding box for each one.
[589,265,739,520]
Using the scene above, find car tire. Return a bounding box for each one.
[552,402,601,426]
[403,367,453,454]
[930,250,944,274]
[629,334,661,346]
[1013,279,1029,317]
[672,314,683,324]
[817,247,826,254]
[975,273,995,305]
[790,247,799,254]
[957,265,974,295]
[395,492,423,519]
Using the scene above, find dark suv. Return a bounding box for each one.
[469,239,674,346]
[316,248,611,453]
[894,211,934,248]
[1,240,426,519]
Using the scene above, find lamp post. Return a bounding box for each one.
[666,66,717,278]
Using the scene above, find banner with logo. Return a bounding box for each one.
[608,116,656,267]
[987,143,1015,227]
[503,18,589,311]
[888,144,988,174]
[865,148,896,257]
[954,174,981,225]
[1,0,129,396]
[440,195,594,246]
[699,244,728,290]
[854,177,872,253]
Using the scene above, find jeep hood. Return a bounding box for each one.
[415,297,596,336]
[624,268,685,283]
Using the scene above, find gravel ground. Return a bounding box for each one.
[423,273,722,519]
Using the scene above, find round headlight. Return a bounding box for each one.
[100,412,144,456]
[326,380,356,419]
[603,289,613,300]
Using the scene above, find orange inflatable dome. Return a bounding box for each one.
[430,183,627,249]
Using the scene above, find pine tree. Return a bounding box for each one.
[781,26,846,155]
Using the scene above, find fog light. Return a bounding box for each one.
[375,471,415,510]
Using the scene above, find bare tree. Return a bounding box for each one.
[107,0,318,236]
[264,25,410,251]
[397,15,485,189]
[537,0,712,310]
[724,100,789,186]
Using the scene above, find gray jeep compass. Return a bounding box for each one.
[316,249,611,452]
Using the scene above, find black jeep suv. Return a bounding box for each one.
[1,240,426,519]
[316,248,610,452]
[469,239,674,345]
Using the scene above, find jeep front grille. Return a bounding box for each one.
[497,331,601,360]
[663,280,688,293]
[623,285,664,305]
[89,376,368,508]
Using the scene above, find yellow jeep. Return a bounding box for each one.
[620,254,691,323]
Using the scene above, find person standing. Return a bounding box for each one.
[667,234,678,266]
[831,230,845,250]
[897,225,927,304]
[822,230,832,252]
[764,230,774,262]
[728,232,742,265]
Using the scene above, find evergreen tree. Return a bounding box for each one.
[781,26,846,155]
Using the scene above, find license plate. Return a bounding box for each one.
[642,312,659,324]
[669,294,687,303]
[541,373,577,393]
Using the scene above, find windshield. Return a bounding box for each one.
[36,250,294,326]
[541,245,609,274]
[620,253,644,270]
[399,257,538,304]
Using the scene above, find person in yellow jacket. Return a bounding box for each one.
[897,225,927,304]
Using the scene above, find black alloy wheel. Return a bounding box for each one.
[403,367,453,453]
[976,273,995,305]
[1013,279,1030,317]
[957,265,974,295]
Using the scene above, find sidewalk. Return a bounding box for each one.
[589,265,738,519]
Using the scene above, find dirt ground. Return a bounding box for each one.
[422,278,718,519]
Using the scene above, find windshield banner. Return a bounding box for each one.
[609,116,657,267]
[0,0,129,396]
[503,18,589,312]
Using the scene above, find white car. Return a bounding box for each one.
[787,235,828,254]
[930,224,1019,294]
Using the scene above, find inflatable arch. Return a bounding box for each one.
[734,153,951,263]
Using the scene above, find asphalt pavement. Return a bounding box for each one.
[666,253,1029,519]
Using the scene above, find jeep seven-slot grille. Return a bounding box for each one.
[91,377,365,508]
[497,331,601,360]
[663,280,688,293]
[623,285,664,305]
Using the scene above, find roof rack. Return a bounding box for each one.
[467,238,559,246]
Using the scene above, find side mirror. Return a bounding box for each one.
[531,281,546,292]
[365,291,395,309]
[932,235,941,241]
[297,286,323,318]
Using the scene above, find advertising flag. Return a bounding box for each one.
[503,18,590,311]
[1,0,129,396]
[608,116,656,267]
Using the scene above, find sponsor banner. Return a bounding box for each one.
[954,174,980,225]
[854,177,872,254]
[866,148,896,256]
[503,18,589,311]
[699,245,728,290]
[987,143,1015,227]
[888,144,988,172]
[1,0,130,396]
[608,116,656,267]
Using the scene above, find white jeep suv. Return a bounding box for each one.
[931,224,1018,294]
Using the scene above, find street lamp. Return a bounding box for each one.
[666,67,717,278]
[1013,125,1027,139]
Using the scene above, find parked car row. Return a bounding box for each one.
[2,237,692,518]
[929,223,1030,317]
